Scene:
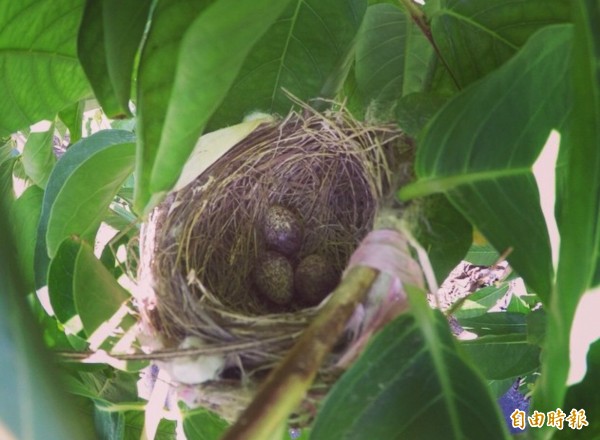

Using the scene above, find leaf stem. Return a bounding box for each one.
[397,0,461,89]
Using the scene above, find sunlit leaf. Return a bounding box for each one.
[21,126,56,188]
[464,243,500,266]
[354,3,433,115]
[182,407,229,440]
[461,334,540,380]
[311,285,509,439]
[458,312,527,336]
[78,0,151,118]
[73,242,130,337]
[554,339,600,439]
[429,0,571,88]
[135,0,292,213]
[400,26,573,300]
[0,160,95,440]
[48,237,82,323]
[534,0,600,423]
[453,285,510,319]
[10,186,44,291]
[58,100,85,144]
[0,0,90,135]
[39,129,135,259]
[209,0,366,130]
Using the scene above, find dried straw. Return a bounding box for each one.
[138,104,411,376]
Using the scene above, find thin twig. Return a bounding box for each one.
[397,0,461,89]
[53,334,297,361]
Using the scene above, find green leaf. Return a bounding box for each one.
[39,129,136,259]
[0,0,91,136]
[464,243,500,266]
[554,339,600,439]
[400,25,573,301]
[354,4,433,116]
[311,285,509,439]
[9,186,44,291]
[133,0,214,213]
[458,312,527,336]
[534,0,600,423]
[395,92,449,138]
[209,0,366,130]
[74,242,130,336]
[35,130,135,289]
[505,294,530,314]
[66,369,138,404]
[95,410,124,440]
[135,0,293,213]
[78,0,151,118]
[48,237,82,324]
[58,100,85,144]
[182,407,229,440]
[0,161,96,440]
[453,284,510,319]
[429,0,571,88]
[21,126,56,188]
[461,334,540,380]
[526,309,546,346]
[405,193,472,285]
[78,0,123,118]
[122,411,176,440]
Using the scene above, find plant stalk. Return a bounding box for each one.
[221,266,379,440]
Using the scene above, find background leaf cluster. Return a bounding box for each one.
[1,0,599,439]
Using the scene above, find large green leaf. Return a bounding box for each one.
[354,3,433,115]
[135,0,292,214]
[311,285,508,440]
[458,312,528,336]
[58,100,85,144]
[78,0,151,118]
[209,0,366,130]
[9,186,44,291]
[405,193,472,285]
[40,130,135,256]
[133,0,213,214]
[554,338,600,439]
[533,0,600,429]
[461,334,540,380]
[0,0,90,136]
[429,0,571,88]
[21,126,56,188]
[35,130,135,288]
[73,241,131,337]
[0,152,96,440]
[182,408,229,440]
[48,237,82,324]
[400,25,573,301]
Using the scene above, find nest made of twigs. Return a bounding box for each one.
[138,104,411,386]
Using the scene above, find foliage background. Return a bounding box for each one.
[1,0,599,439]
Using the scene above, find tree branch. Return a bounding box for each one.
[221,266,379,440]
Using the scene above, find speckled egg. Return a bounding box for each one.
[262,205,304,256]
[253,251,295,305]
[294,254,339,306]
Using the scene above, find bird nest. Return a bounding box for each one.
[136,105,412,421]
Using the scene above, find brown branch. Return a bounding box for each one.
[221,266,379,440]
[398,0,461,89]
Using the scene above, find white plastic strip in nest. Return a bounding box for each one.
[173,114,274,192]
